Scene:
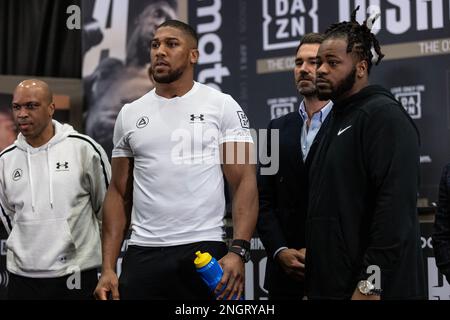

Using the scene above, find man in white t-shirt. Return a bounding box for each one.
[94,20,258,300]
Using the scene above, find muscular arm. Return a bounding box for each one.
[95,157,134,300]
[216,142,258,299]
[222,142,258,241]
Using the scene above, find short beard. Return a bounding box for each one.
[152,68,184,84]
[299,87,317,97]
[296,75,317,97]
[333,67,356,101]
[317,67,356,101]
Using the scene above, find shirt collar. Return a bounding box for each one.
[298,99,333,123]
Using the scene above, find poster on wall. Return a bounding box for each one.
[82,0,180,158]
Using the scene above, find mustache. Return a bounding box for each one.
[153,59,169,66]
[298,73,312,81]
[316,76,330,83]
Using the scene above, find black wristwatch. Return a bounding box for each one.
[229,246,251,263]
[231,239,250,250]
[229,239,251,263]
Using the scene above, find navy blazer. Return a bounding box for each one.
[256,111,330,296]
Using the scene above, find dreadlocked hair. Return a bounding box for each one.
[324,6,385,74]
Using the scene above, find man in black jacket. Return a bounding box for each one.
[306,7,426,300]
[432,163,450,283]
[257,33,332,300]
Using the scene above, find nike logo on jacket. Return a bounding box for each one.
[337,125,352,136]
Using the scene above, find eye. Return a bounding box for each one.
[167,41,178,48]
[26,103,39,110]
[328,60,338,67]
[150,42,159,49]
[295,60,303,67]
[12,104,20,111]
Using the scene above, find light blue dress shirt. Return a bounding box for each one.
[298,100,333,161]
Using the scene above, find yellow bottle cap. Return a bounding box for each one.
[194,251,212,269]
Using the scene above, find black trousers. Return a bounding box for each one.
[7,269,99,300]
[119,241,228,300]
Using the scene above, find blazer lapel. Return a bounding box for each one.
[286,112,304,168]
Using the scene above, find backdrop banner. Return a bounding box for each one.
[81,0,450,201]
[2,0,450,300]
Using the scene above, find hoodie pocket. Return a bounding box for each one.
[6,218,77,272]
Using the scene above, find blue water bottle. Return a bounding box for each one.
[194,251,243,300]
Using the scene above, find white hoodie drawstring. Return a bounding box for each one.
[26,148,36,213]
[17,121,75,213]
[47,144,54,209]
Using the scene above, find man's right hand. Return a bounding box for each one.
[94,269,120,300]
[276,248,306,281]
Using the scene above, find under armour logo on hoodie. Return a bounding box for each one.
[56,162,69,171]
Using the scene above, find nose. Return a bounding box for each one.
[299,62,308,73]
[316,63,327,77]
[155,44,167,57]
[295,63,308,80]
[16,107,29,118]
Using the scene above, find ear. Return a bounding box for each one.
[190,48,199,65]
[356,60,368,78]
[48,102,55,117]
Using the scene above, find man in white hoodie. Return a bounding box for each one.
[0,79,111,299]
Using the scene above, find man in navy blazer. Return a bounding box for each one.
[257,33,332,299]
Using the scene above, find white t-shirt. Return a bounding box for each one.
[112,82,253,246]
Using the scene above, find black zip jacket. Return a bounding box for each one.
[432,163,450,281]
[306,85,426,299]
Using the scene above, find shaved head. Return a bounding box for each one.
[15,79,53,104]
[12,79,55,147]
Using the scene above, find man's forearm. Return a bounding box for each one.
[101,193,130,272]
[231,171,258,241]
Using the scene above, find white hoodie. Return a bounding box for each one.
[0,120,111,278]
